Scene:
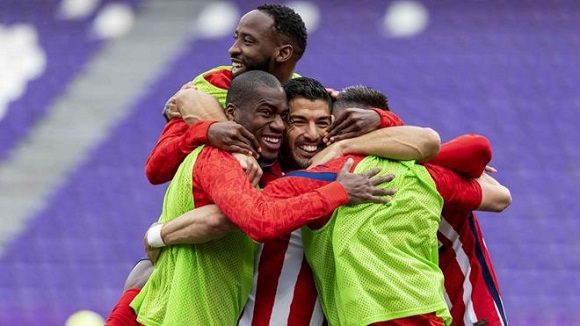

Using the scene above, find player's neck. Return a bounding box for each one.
[272,64,296,83]
[279,154,303,173]
[259,158,278,169]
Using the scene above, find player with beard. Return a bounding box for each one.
[270,80,511,325]
[109,6,406,326]
[106,5,314,324]
[146,4,402,185]
[137,77,494,325]
[128,71,394,325]
[107,92,433,326]
[108,5,406,325]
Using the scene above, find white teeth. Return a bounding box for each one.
[263,137,280,144]
[232,62,242,68]
[300,145,318,153]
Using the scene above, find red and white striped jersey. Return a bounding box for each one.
[438,209,508,326]
[239,230,325,326]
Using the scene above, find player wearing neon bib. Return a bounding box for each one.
[141,71,405,326]
[251,150,486,326]
[109,5,317,324]
[302,156,451,325]
[281,84,511,325]
[273,152,494,326]
[132,146,257,325]
[317,86,511,325]
[130,71,392,325]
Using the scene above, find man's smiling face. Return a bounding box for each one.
[283,98,333,169]
[228,10,279,77]
[232,85,287,165]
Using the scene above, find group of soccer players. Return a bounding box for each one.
[105,4,511,326]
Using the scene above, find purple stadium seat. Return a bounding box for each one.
[1,0,579,323]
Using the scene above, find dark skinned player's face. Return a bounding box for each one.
[283,98,333,169]
[229,10,279,77]
[233,86,288,164]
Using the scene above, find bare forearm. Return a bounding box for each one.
[477,173,512,212]
[175,89,227,125]
[160,205,233,245]
[340,126,441,161]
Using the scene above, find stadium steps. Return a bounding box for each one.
[0,0,207,255]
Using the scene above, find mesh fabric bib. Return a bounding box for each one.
[131,146,257,325]
[192,66,231,107]
[192,65,302,108]
[303,156,451,325]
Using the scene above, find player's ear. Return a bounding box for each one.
[225,104,237,121]
[274,44,293,63]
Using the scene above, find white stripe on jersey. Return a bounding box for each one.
[270,231,305,323]
[238,230,324,326]
[439,217,478,325]
[238,244,264,326]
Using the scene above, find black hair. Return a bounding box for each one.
[257,4,307,59]
[334,85,390,111]
[226,70,281,107]
[283,77,331,107]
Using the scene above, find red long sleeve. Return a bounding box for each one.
[372,109,405,128]
[427,134,492,178]
[425,164,483,211]
[194,148,349,242]
[270,155,365,229]
[145,119,216,184]
[105,288,141,326]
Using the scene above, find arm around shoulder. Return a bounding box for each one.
[477,173,512,212]
[159,205,234,245]
[145,119,215,184]
[340,126,441,162]
[173,88,226,124]
[199,149,349,242]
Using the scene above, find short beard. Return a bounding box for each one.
[246,60,272,75]
[292,154,310,169]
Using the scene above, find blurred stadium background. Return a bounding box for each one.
[0,0,578,324]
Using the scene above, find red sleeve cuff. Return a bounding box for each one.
[372,108,405,128]
[317,181,350,208]
[180,120,218,152]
